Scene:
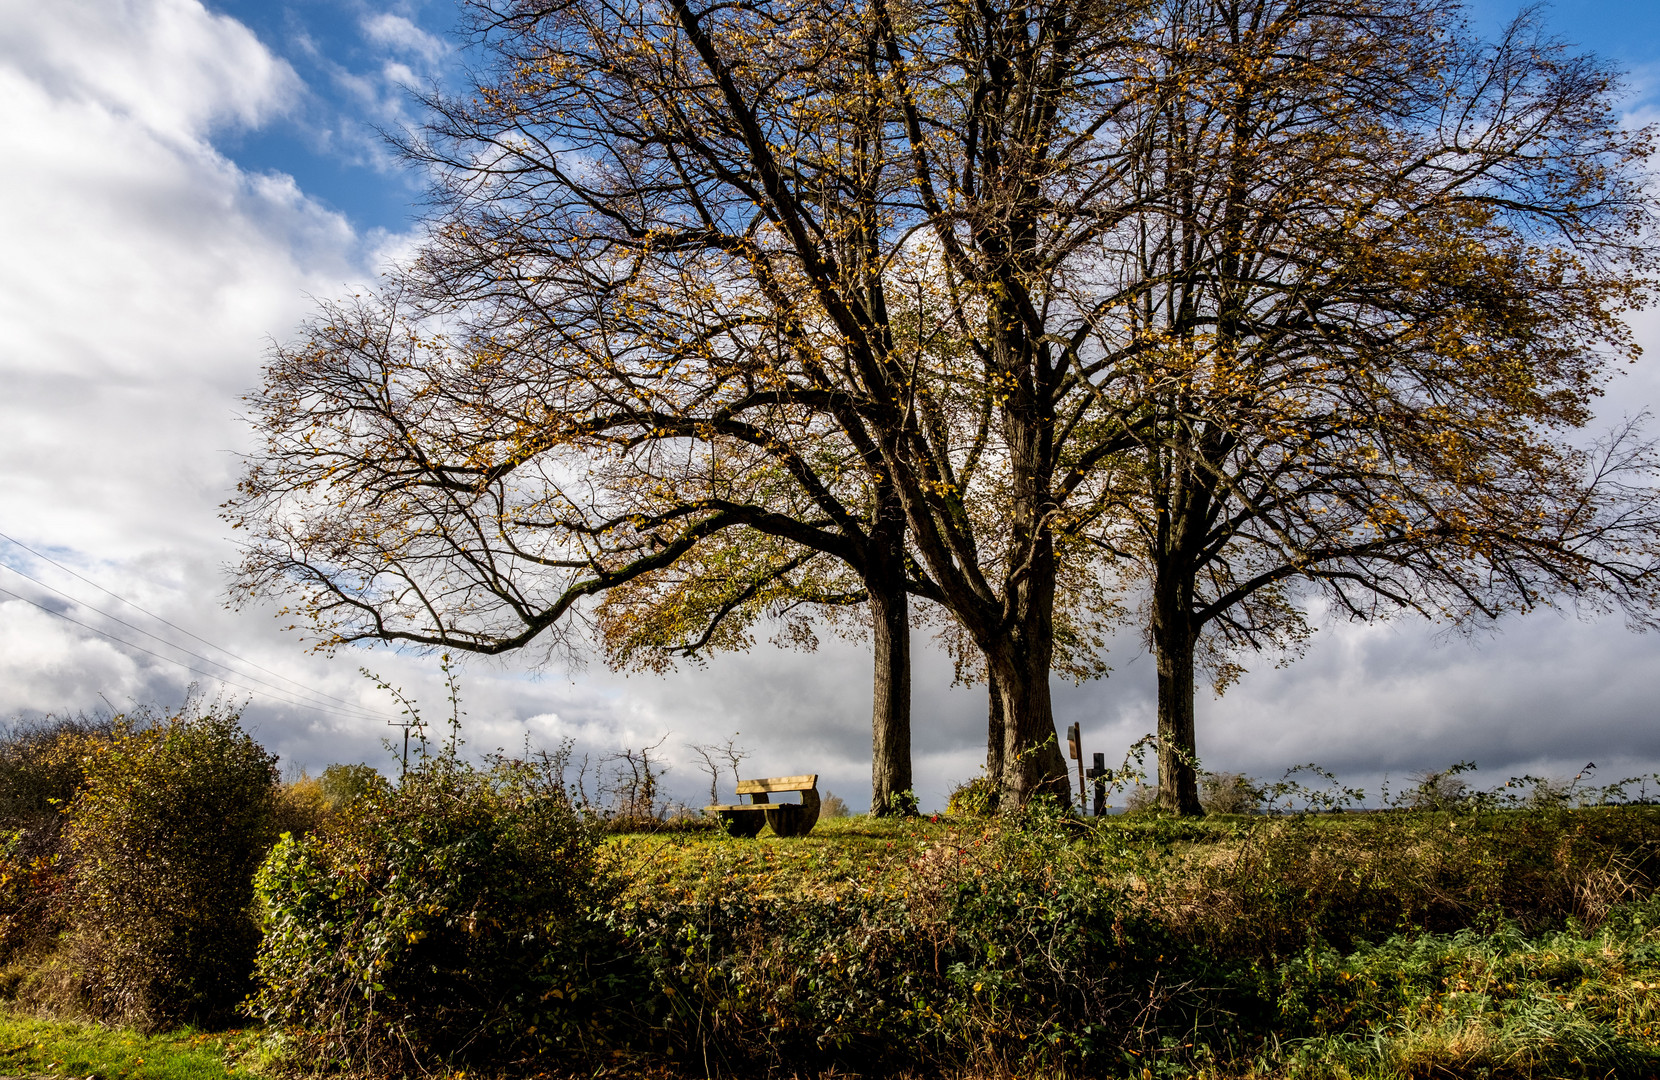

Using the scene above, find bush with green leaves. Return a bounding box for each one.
[1274,901,1660,1078]
[944,775,997,816]
[615,803,1249,1075]
[66,703,278,1028]
[0,713,119,966]
[248,753,621,1073]
[316,762,386,810]
[600,803,1660,1076]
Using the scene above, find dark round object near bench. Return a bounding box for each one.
[717,808,767,837]
[763,802,814,837]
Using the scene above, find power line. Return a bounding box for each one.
[0,531,393,722]
[0,584,383,725]
[0,562,392,724]
[0,529,387,717]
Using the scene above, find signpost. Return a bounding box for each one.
[1066,722,1085,809]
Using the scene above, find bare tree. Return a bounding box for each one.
[686,742,723,808]
[226,0,1655,819]
[716,734,751,792]
[1081,0,1660,811]
[603,734,671,820]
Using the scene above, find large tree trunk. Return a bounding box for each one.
[1151,571,1204,815]
[868,485,913,816]
[985,530,1069,811]
[868,578,912,815]
[991,642,1069,809]
[993,356,1071,810]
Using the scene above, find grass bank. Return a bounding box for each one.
[0,1009,266,1080]
[12,755,1660,1078]
[594,806,1660,1077]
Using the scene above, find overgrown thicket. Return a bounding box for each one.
[0,703,367,1030]
[239,786,1660,1078]
[248,752,620,1073]
[594,808,1660,1078]
[0,713,117,969]
[4,703,1660,1077]
[67,707,279,1028]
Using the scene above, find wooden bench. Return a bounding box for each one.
[706,774,821,837]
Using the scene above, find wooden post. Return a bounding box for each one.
[1066,722,1084,809]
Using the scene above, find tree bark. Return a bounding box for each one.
[868,579,912,815]
[1151,572,1204,815]
[985,665,1004,810]
[868,485,913,816]
[994,346,1071,810]
[990,644,1069,809]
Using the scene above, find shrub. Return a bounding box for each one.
[818,790,850,818]
[248,753,620,1073]
[1125,806,1660,958]
[1199,770,1263,814]
[0,714,119,965]
[619,802,1244,1074]
[0,714,118,830]
[1402,761,1476,809]
[1120,780,1159,812]
[1275,905,1660,1078]
[273,775,332,839]
[273,764,390,840]
[945,775,997,816]
[605,805,1660,1076]
[317,763,385,810]
[65,702,278,1028]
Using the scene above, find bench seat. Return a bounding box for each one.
[705,774,820,837]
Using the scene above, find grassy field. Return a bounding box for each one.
[597,807,1660,1077]
[0,1010,267,1080]
[608,814,961,902]
[607,805,1655,916]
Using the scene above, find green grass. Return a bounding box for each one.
[609,807,1660,941]
[0,1010,269,1080]
[607,809,1258,901]
[1277,916,1660,1079]
[608,812,965,902]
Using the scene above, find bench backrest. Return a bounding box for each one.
[736,774,817,795]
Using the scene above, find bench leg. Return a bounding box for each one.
[718,809,766,838]
[764,801,820,837]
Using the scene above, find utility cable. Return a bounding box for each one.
[0,533,393,722]
[0,562,392,723]
[0,529,392,719]
[0,584,383,725]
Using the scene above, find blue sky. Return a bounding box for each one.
[201,0,456,232]
[0,0,1658,812]
[198,0,1660,237]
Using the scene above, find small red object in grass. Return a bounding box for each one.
[931,814,940,823]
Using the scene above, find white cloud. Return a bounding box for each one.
[0,0,299,145]
[360,12,449,66]
[0,600,149,714]
[0,0,401,753]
